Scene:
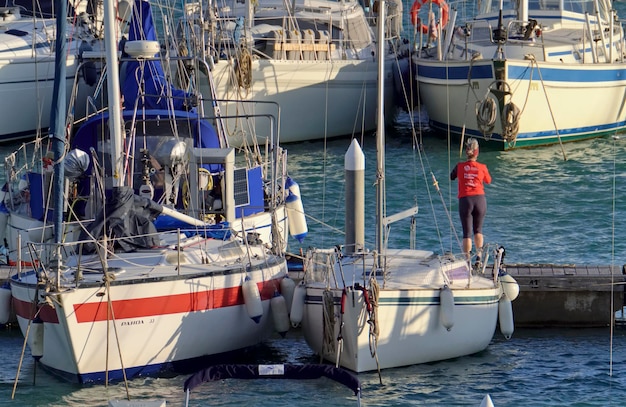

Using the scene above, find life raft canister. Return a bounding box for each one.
[409,0,449,35]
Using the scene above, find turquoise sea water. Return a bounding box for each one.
[285,115,626,267]
[2,112,626,406]
[1,326,626,406]
[4,1,626,405]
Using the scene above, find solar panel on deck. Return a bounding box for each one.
[233,168,250,207]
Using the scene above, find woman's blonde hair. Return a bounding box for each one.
[465,138,479,158]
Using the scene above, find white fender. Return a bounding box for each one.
[500,273,520,301]
[290,281,306,327]
[285,191,308,243]
[242,276,263,323]
[28,318,44,359]
[439,285,454,331]
[280,275,296,314]
[270,292,290,337]
[498,295,514,339]
[0,284,11,324]
[284,177,301,198]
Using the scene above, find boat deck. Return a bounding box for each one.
[1,235,282,287]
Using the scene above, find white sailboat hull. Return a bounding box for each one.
[207,57,398,146]
[10,241,287,383]
[414,1,626,149]
[0,16,96,140]
[300,249,503,372]
[417,59,626,149]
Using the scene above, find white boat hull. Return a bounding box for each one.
[10,242,288,383]
[0,17,97,140]
[205,54,398,146]
[414,0,626,150]
[417,59,626,149]
[300,249,503,372]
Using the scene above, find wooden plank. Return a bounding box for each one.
[272,42,336,52]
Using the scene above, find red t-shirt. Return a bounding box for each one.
[450,160,491,198]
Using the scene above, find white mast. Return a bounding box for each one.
[375,0,385,266]
[103,0,124,187]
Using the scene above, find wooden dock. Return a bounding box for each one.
[505,264,625,327]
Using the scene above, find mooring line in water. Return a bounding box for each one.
[12,306,42,399]
[609,135,620,377]
[104,271,131,399]
[527,56,567,160]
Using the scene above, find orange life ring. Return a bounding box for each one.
[409,0,449,35]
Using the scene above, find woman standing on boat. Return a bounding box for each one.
[450,138,491,266]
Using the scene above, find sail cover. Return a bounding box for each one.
[77,186,162,253]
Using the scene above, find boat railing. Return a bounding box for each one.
[3,138,49,214]
[303,248,340,284]
[210,14,341,61]
[14,227,243,281]
[430,18,549,60]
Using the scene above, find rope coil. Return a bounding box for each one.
[476,97,497,135]
[501,102,521,142]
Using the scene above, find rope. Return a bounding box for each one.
[475,97,497,136]
[501,101,521,142]
[321,289,336,362]
[12,307,42,399]
[104,272,130,398]
[368,279,380,353]
[459,54,482,157]
[367,278,383,384]
[235,47,252,89]
[526,54,568,160]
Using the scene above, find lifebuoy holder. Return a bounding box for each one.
[410,0,449,35]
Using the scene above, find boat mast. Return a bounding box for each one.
[103,0,124,187]
[50,0,67,277]
[375,0,385,268]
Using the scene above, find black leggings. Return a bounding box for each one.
[459,195,487,239]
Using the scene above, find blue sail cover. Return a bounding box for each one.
[67,0,224,224]
[121,0,190,111]
[71,109,220,172]
[70,109,220,219]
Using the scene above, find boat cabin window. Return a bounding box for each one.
[480,0,597,14]
[561,0,595,14]
[93,117,200,202]
[478,0,519,15]
[253,14,371,53]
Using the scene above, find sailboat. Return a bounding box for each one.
[171,0,408,146]
[7,0,296,384]
[413,0,626,150]
[0,0,129,141]
[2,0,309,264]
[297,0,519,373]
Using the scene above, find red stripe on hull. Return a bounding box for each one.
[12,298,59,323]
[12,278,281,323]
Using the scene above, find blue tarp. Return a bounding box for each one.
[152,217,231,239]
